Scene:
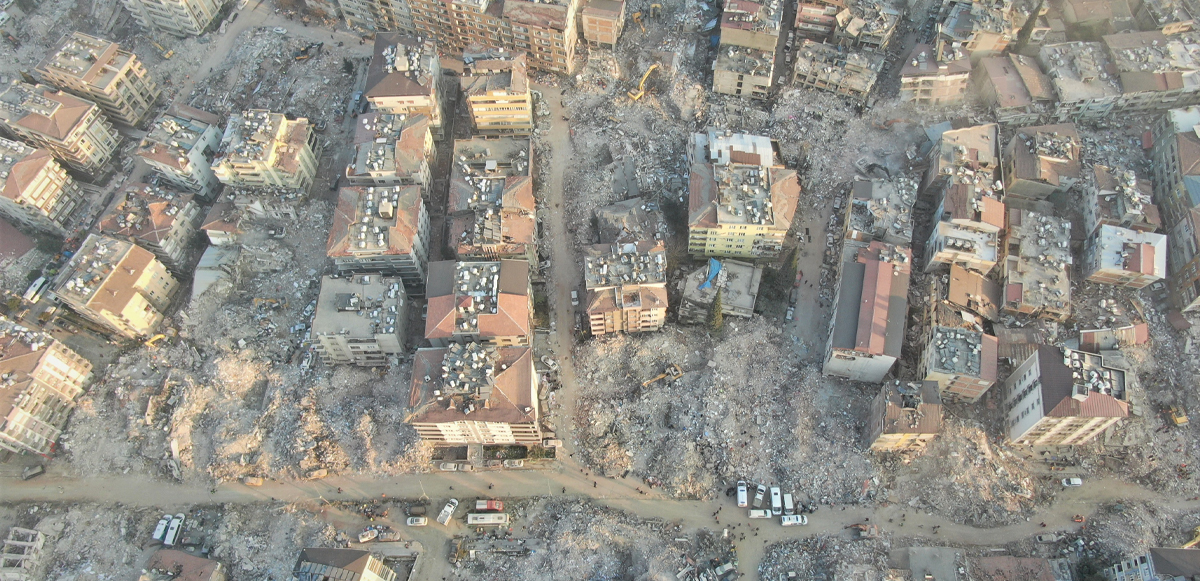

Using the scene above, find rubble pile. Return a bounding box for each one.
[1077,502,1200,560]
[759,535,891,580]
[574,317,876,501]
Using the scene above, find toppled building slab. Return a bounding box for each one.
[0,324,92,455]
[835,1,900,50]
[424,259,531,347]
[1083,165,1159,237]
[460,51,532,136]
[1000,209,1072,321]
[137,104,223,200]
[1079,323,1149,353]
[582,241,668,335]
[823,241,911,383]
[581,0,626,49]
[1083,224,1167,289]
[448,137,535,262]
[919,299,999,402]
[407,343,539,444]
[793,40,883,102]
[96,182,202,272]
[365,34,444,139]
[971,556,1063,581]
[0,138,85,237]
[346,112,433,188]
[1002,345,1129,446]
[1002,123,1081,202]
[866,380,942,452]
[846,178,917,246]
[1107,547,1200,580]
[972,54,1054,126]
[944,263,1002,321]
[0,527,49,581]
[678,258,763,325]
[327,185,430,295]
[311,274,408,367]
[201,199,242,246]
[594,197,662,244]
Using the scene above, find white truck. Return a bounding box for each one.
[437,499,459,526]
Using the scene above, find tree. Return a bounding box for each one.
[707,289,724,333]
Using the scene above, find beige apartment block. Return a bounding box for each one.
[0,81,120,175]
[51,233,179,339]
[1003,346,1129,446]
[293,548,398,581]
[937,0,1014,60]
[424,259,531,346]
[120,0,223,37]
[1000,209,1072,321]
[0,138,85,236]
[407,343,540,444]
[923,122,1000,194]
[327,185,430,294]
[212,110,318,194]
[137,104,223,199]
[448,137,535,262]
[96,182,202,271]
[311,274,408,366]
[1083,225,1167,289]
[37,33,160,126]
[713,0,783,99]
[0,332,92,456]
[583,241,668,335]
[899,42,972,107]
[865,381,942,452]
[1082,165,1159,237]
[687,163,800,258]
[365,34,444,139]
[460,52,533,135]
[925,170,1004,273]
[918,300,999,402]
[581,0,625,48]
[346,112,433,188]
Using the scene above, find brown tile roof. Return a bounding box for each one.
[877,381,942,436]
[145,549,222,581]
[1009,123,1082,186]
[365,34,438,99]
[1175,131,1200,177]
[854,242,911,356]
[688,163,719,229]
[326,186,424,258]
[585,285,668,314]
[408,346,536,424]
[0,220,34,264]
[424,260,530,341]
[1,148,56,202]
[201,200,241,234]
[1036,345,1130,418]
[97,183,194,245]
[583,0,625,17]
[947,264,1001,321]
[1,84,97,141]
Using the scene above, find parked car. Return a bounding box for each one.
[571,290,579,306]
[272,26,287,34]
[406,516,428,527]
[736,480,748,508]
[20,465,45,480]
[752,484,767,508]
[439,462,459,471]
[1062,477,1083,487]
[780,515,808,526]
[436,499,459,525]
[1036,533,1060,543]
[502,459,524,468]
[748,509,772,519]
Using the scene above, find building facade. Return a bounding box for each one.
[293,548,397,581]
[96,182,202,271]
[37,32,160,126]
[1083,225,1167,288]
[972,54,1053,126]
[311,275,408,366]
[327,185,430,294]
[0,81,120,175]
[50,234,179,339]
[0,332,92,456]
[712,0,783,99]
[583,241,668,335]
[581,0,624,48]
[424,259,531,346]
[687,163,800,258]
[120,0,224,37]
[212,110,319,192]
[137,105,223,199]
[460,52,533,135]
[1003,346,1129,446]
[899,42,972,106]
[793,41,883,102]
[1149,107,1200,310]
[0,139,84,236]
[1107,547,1200,581]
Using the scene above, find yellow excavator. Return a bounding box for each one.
[145,334,166,348]
[641,363,682,388]
[1183,526,1200,549]
[151,40,174,60]
[631,11,646,33]
[628,63,660,101]
[648,3,662,17]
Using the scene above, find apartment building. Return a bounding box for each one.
[678,258,763,324]
[823,241,912,383]
[712,0,784,99]
[0,330,92,456]
[212,110,318,195]
[899,42,972,106]
[448,137,535,262]
[1083,225,1167,289]
[141,549,227,581]
[925,169,1004,273]
[1003,346,1129,446]
[1058,0,1134,30]
[845,178,916,246]
[833,3,900,50]
[120,0,224,37]
[1149,107,1200,310]
[136,104,222,199]
[864,381,943,453]
[50,233,179,339]
[460,51,533,135]
[96,182,201,271]
[424,259,531,346]
[37,33,160,126]
[918,299,999,402]
[327,185,430,294]
[581,0,624,48]
[687,163,800,258]
[0,138,84,236]
[689,128,781,166]
[310,274,408,366]
[1135,0,1199,34]
[583,241,668,335]
[200,199,242,246]
[347,112,433,188]
[1082,165,1159,237]
[364,34,445,139]
[0,81,120,175]
[923,122,1001,194]
[794,0,843,41]
[1107,547,1200,581]
[973,54,1054,126]
[339,0,417,33]
[943,263,1002,321]
[293,548,398,581]
[937,0,1015,60]
[1000,209,1072,321]
[407,343,540,445]
[1002,123,1082,202]
[793,41,884,102]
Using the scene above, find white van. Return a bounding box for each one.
[466,513,510,526]
[783,493,795,515]
[736,481,748,508]
[770,487,782,516]
[781,515,808,526]
[162,514,185,546]
[748,509,772,519]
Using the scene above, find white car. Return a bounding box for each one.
[780,515,808,526]
[1062,477,1083,487]
[406,516,428,527]
[502,459,524,468]
[748,509,772,519]
[438,462,458,471]
[437,499,459,525]
[272,27,287,34]
[570,290,579,306]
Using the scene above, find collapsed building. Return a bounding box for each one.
[424,260,531,347]
[1001,123,1081,203]
[1082,165,1159,237]
[139,549,226,581]
[460,51,533,136]
[899,42,972,107]
[713,0,784,99]
[0,527,49,581]
[96,182,202,272]
[407,342,540,444]
[793,40,883,102]
[936,0,1016,60]
[1000,209,1072,321]
[942,263,1002,322]
[687,162,800,259]
[36,32,160,126]
[1150,106,1200,311]
[311,274,408,367]
[50,233,180,339]
[924,124,1004,274]
[327,185,430,295]
[346,112,433,188]
[136,104,223,200]
[365,34,445,140]
[1003,346,1130,446]
[0,138,85,237]
[120,0,225,38]
[845,178,917,246]
[200,199,242,247]
[924,123,1001,193]
[447,137,535,262]
[1082,225,1167,289]
[212,110,319,218]
[0,80,120,175]
[678,258,763,325]
[1134,0,1200,34]
[823,241,911,383]
[593,197,663,244]
[689,129,781,166]
[918,297,999,402]
[0,325,92,455]
[582,241,668,335]
[864,380,943,453]
[293,548,398,581]
[834,0,901,50]
[972,53,1054,126]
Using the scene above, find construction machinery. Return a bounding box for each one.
[1183,526,1200,549]
[648,3,662,17]
[151,41,174,60]
[846,523,879,540]
[631,11,646,33]
[642,363,682,387]
[2,31,18,49]
[627,63,660,101]
[1169,405,1190,426]
[293,42,324,61]
[253,298,285,309]
[145,334,166,348]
